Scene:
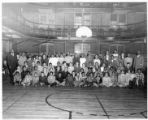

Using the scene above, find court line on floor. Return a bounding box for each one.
[3,90,28,113]
[45,90,147,119]
[140,111,147,118]
[45,94,72,119]
[95,95,110,119]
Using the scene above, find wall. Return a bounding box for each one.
[22,7,146,27]
[4,39,146,58]
[3,39,12,59]
[127,12,146,24]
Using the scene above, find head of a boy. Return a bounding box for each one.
[137,69,141,73]
[50,72,53,76]
[64,67,68,72]
[121,70,125,74]
[95,61,100,66]
[57,66,61,71]
[34,72,38,76]
[23,66,27,71]
[105,72,109,77]
[41,72,44,77]
[3,60,7,65]
[90,72,93,77]
[81,72,85,76]
[34,66,38,70]
[37,61,40,65]
[69,62,73,67]
[43,54,46,59]
[27,71,30,75]
[49,63,52,67]
[72,71,75,76]
[75,62,79,66]
[58,72,62,77]
[127,69,131,73]
[15,71,19,76]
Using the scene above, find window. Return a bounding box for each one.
[111,14,117,22]
[119,14,126,23]
[111,13,126,24]
[39,14,47,23]
[75,13,91,27]
[75,13,82,27]
[83,13,91,26]
[75,43,90,54]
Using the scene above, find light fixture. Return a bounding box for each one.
[144,37,147,43]
[76,26,92,38]
[107,37,114,40]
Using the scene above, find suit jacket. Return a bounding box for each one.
[7,54,17,72]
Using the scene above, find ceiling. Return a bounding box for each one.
[30,3,146,8]
[2,2,147,45]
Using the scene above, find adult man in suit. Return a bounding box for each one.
[134,51,144,72]
[7,50,18,84]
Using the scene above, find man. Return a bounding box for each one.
[7,50,18,84]
[134,51,144,72]
[124,53,133,72]
[86,52,93,67]
[73,53,80,65]
[112,50,119,60]
[18,52,27,67]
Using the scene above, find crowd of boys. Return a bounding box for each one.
[3,50,145,88]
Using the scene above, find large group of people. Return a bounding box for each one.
[3,49,146,88]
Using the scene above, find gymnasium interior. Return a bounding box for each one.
[2,2,147,119]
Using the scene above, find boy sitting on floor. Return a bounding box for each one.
[13,71,22,85]
[32,71,39,87]
[47,72,59,87]
[136,69,144,87]
[65,73,74,87]
[39,72,47,87]
[85,72,95,87]
[21,71,32,87]
[102,72,112,87]
[93,73,102,87]
[117,70,126,87]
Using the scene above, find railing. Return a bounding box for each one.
[2,9,147,39]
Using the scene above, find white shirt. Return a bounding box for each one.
[94,59,101,66]
[80,58,86,67]
[49,57,58,66]
[58,57,64,64]
[113,53,118,60]
[106,55,110,61]
[101,67,104,72]
[68,66,74,73]
[65,56,73,64]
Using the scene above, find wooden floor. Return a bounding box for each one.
[3,81,147,119]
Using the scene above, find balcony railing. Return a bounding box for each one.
[3,9,147,39]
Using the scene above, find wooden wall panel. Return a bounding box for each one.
[16,41,39,53]
[55,12,65,25]
[101,13,111,26]
[64,13,74,26]
[91,13,102,26]
[3,40,12,59]
[127,12,145,24]
[54,43,65,54]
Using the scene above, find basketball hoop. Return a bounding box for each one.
[76,26,92,38]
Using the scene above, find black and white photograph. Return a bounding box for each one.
[2,1,147,119]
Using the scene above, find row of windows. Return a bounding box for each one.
[39,13,126,26]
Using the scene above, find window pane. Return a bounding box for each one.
[119,14,126,23]
[111,14,117,21]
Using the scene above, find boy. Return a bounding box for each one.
[13,71,22,85]
[39,72,47,86]
[136,69,144,87]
